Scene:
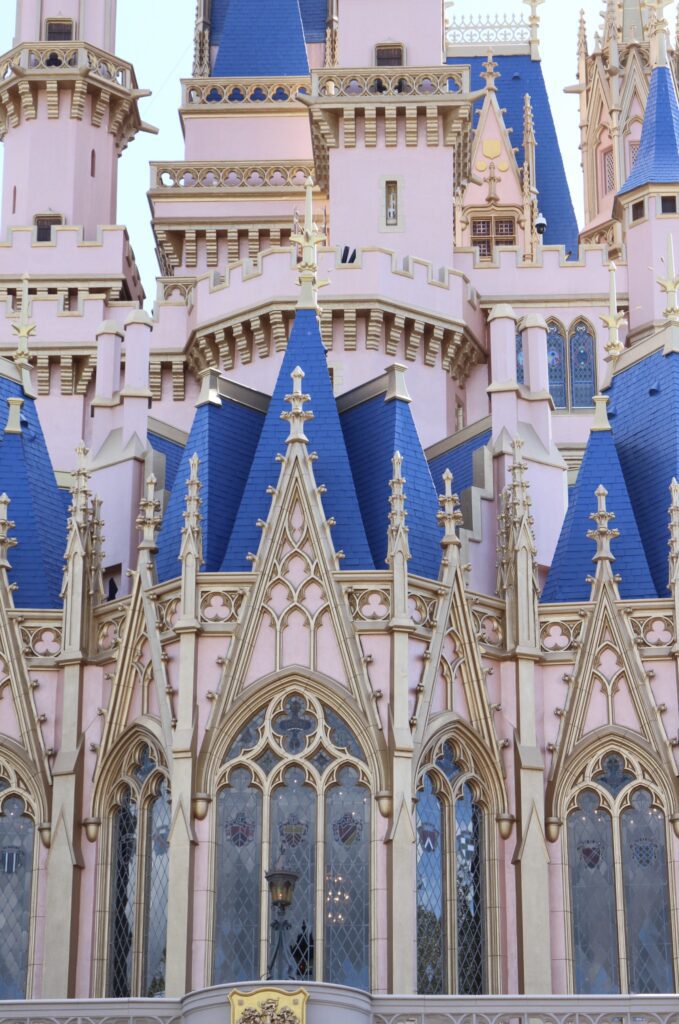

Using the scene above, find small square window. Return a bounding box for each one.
[376,45,404,67]
[631,200,645,222]
[46,20,74,41]
[661,196,677,215]
[35,216,63,242]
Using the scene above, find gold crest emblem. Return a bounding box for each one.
[229,988,308,1024]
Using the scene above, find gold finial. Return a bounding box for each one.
[657,234,679,319]
[69,442,91,529]
[180,452,204,565]
[12,274,36,390]
[587,485,621,594]
[387,451,411,563]
[137,474,161,553]
[481,50,500,91]
[281,366,314,444]
[600,262,627,357]
[437,469,463,548]
[523,0,545,60]
[642,0,673,65]
[290,176,327,310]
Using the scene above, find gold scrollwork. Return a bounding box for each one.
[229,988,308,1024]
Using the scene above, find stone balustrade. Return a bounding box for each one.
[312,65,469,99]
[0,41,136,90]
[182,76,311,107]
[150,161,315,192]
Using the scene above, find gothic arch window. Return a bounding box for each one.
[568,320,597,408]
[0,766,37,999]
[213,691,371,989]
[566,750,675,995]
[106,742,170,998]
[416,739,488,995]
[546,320,568,409]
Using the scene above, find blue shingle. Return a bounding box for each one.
[212,0,309,77]
[619,64,679,195]
[223,308,373,572]
[149,431,185,494]
[542,427,655,603]
[0,377,67,609]
[448,55,579,255]
[298,0,326,42]
[156,398,265,582]
[428,427,492,498]
[342,395,441,579]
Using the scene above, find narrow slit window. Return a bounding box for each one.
[386,181,398,226]
[90,150,96,178]
[46,20,74,41]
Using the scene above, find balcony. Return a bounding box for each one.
[0,41,137,90]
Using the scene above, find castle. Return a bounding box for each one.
[1,1,679,1020]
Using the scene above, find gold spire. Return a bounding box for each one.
[290,176,326,310]
[480,50,500,91]
[600,262,627,357]
[12,274,36,393]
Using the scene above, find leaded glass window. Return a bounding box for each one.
[416,741,488,995]
[0,792,34,999]
[547,322,567,409]
[214,692,371,988]
[566,753,675,995]
[106,744,170,998]
[516,332,524,385]
[569,322,596,408]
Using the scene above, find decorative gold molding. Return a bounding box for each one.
[229,989,308,1024]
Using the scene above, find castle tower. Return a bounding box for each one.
[1,0,151,241]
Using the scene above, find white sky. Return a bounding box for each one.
[0,0,675,299]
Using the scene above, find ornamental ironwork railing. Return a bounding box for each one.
[445,12,531,47]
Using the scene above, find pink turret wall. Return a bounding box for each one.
[337,0,444,66]
[13,0,117,49]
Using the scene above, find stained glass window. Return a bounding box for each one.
[108,789,138,998]
[621,790,673,994]
[107,746,170,998]
[516,332,525,385]
[324,767,370,989]
[214,769,262,983]
[569,322,596,408]
[142,782,171,997]
[0,795,34,999]
[594,754,635,797]
[214,694,371,987]
[416,775,445,994]
[568,791,619,994]
[547,322,567,409]
[416,744,487,995]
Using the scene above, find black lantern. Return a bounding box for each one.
[266,865,299,980]
[266,868,298,910]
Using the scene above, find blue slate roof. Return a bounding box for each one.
[341,395,441,579]
[448,55,579,255]
[541,426,655,603]
[222,309,373,572]
[212,0,310,77]
[155,398,265,581]
[297,0,327,42]
[619,64,679,195]
[149,431,184,495]
[0,374,67,609]
[428,426,492,497]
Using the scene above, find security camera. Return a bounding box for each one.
[535,212,547,236]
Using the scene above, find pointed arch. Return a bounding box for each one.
[545,318,568,409]
[568,317,597,408]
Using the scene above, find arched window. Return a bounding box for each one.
[546,321,568,409]
[569,321,596,408]
[566,751,674,994]
[214,692,371,989]
[416,740,487,995]
[0,774,36,999]
[107,744,170,998]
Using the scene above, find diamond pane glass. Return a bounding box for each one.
[270,766,316,980]
[594,753,635,797]
[214,769,262,983]
[569,322,596,408]
[142,781,170,997]
[455,784,485,995]
[567,791,620,994]
[547,323,567,409]
[516,332,525,385]
[323,706,366,762]
[621,789,673,994]
[273,696,317,755]
[324,766,370,989]
[416,775,445,994]
[108,789,138,997]
[0,796,33,999]
[225,710,265,762]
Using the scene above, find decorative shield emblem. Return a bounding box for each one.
[279,815,308,849]
[226,812,255,848]
[578,840,602,869]
[332,812,363,847]
[418,822,439,853]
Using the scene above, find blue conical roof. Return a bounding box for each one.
[619,63,679,195]
[212,0,310,78]
[542,426,655,602]
[222,309,373,571]
[342,393,441,579]
[0,371,67,609]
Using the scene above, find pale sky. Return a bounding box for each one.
[0,0,675,300]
